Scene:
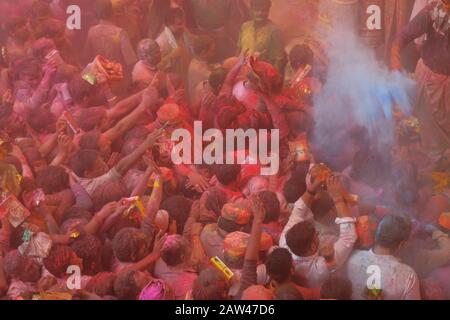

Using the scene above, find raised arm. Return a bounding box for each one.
[105,90,144,121]
[219,53,247,98]
[391,5,432,70]
[120,231,166,273]
[326,176,357,269]
[114,127,164,176]
[237,195,266,298]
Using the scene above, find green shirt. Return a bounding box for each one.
[238,20,287,74]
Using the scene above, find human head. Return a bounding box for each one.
[286,221,319,257]
[166,7,186,35]
[250,0,272,24]
[265,247,293,284]
[442,0,450,14]
[311,191,336,223]
[192,268,229,300]
[112,228,151,263]
[160,196,192,235]
[114,270,152,300]
[43,245,83,278]
[12,58,42,89]
[374,215,411,253]
[36,165,69,194]
[69,74,96,105]
[192,35,216,62]
[5,16,29,41]
[70,149,108,178]
[223,231,273,268]
[320,275,353,300]
[85,272,117,297]
[137,39,162,66]
[91,181,127,212]
[214,164,241,186]
[31,37,57,62]
[3,250,41,282]
[27,106,57,134]
[79,132,101,151]
[95,0,113,20]
[242,285,273,300]
[283,177,306,203]
[208,67,227,95]
[218,203,251,233]
[78,107,108,132]
[356,215,379,250]
[160,235,189,267]
[71,235,103,275]
[289,44,314,70]
[30,0,52,24]
[257,191,280,224]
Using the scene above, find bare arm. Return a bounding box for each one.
[120,232,165,273]
[103,86,159,144]
[114,127,164,176]
[219,53,247,98]
[35,204,61,235]
[106,90,144,121]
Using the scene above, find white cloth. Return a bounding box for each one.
[279,198,357,287]
[73,167,122,197]
[345,249,421,300]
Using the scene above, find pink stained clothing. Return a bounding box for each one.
[153,259,198,300]
[7,280,36,300]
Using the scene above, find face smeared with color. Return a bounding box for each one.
[251,3,271,23]
[138,40,162,66]
[442,0,450,13]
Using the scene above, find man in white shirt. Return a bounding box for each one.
[345,215,421,300]
[280,176,357,288]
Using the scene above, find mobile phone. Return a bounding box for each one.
[62,111,81,135]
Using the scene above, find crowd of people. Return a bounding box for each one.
[0,0,449,300]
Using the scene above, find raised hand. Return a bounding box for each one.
[251,194,266,222]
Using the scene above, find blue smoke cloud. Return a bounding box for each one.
[312,23,416,150]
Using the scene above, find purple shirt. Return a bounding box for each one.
[397,2,450,75]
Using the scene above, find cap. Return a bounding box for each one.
[139,279,173,300]
[438,212,450,231]
[157,103,182,125]
[220,203,251,226]
[223,231,273,258]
